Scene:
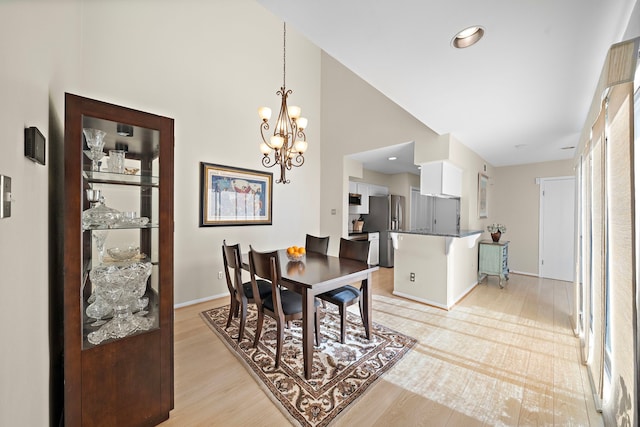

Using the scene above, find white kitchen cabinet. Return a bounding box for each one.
[348,181,369,214]
[420,161,462,197]
[368,184,389,196]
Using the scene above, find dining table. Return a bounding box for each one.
[242,249,379,379]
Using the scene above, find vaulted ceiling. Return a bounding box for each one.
[257,0,637,170]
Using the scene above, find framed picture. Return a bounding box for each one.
[478,173,488,218]
[200,162,273,227]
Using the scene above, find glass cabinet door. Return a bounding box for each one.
[80,116,161,348]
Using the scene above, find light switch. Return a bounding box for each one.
[0,175,11,218]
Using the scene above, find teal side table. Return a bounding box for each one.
[479,240,509,288]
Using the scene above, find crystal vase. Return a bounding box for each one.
[92,230,109,263]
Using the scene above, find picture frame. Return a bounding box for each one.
[478,173,488,218]
[200,162,273,227]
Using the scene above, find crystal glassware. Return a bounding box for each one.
[82,190,122,230]
[85,295,112,326]
[84,149,105,172]
[83,128,106,151]
[86,261,154,345]
[83,128,107,171]
[135,296,149,316]
[107,150,125,173]
[92,230,109,264]
[106,244,139,261]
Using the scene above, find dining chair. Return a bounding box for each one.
[305,234,329,255]
[249,246,321,368]
[222,240,272,343]
[317,238,370,343]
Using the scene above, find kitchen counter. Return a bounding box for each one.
[390,231,483,310]
[347,232,368,237]
[391,229,483,238]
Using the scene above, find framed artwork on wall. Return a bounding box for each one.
[478,173,488,218]
[200,162,273,226]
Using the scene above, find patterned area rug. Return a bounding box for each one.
[200,304,416,427]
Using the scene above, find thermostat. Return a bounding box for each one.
[25,126,46,165]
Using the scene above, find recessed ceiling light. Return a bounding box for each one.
[388,156,397,161]
[561,146,576,150]
[452,26,485,49]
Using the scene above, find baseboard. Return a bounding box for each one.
[509,270,538,277]
[174,292,226,309]
[392,291,450,311]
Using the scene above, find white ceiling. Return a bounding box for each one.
[348,141,420,175]
[257,0,637,171]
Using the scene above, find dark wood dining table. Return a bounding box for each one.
[242,249,379,379]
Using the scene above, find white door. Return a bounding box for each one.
[540,177,575,281]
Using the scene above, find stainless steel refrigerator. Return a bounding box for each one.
[362,195,405,267]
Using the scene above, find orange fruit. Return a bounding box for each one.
[298,247,306,255]
[287,247,295,255]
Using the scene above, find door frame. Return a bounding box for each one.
[538,175,575,279]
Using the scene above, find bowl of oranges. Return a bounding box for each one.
[286,245,306,262]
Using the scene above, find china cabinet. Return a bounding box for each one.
[478,240,509,288]
[63,93,174,426]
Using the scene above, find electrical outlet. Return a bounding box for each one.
[410,272,415,282]
[218,271,223,280]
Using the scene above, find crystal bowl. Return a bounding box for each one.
[286,252,305,262]
[107,245,140,261]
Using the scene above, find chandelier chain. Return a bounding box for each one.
[282,22,286,88]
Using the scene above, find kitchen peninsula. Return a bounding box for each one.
[390,229,483,310]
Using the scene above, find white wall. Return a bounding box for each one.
[0,1,82,426]
[0,0,320,425]
[321,52,441,253]
[493,159,574,275]
[79,0,322,304]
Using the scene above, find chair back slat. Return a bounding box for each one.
[222,240,246,299]
[338,238,370,263]
[305,234,330,255]
[249,246,283,315]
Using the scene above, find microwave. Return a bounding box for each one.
[348,193,362,205]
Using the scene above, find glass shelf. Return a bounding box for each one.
[83,170,159,187]
[83,222,159,231]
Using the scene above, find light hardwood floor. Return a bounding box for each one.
[160,269,603,426]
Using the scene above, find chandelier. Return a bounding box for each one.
[258,22,308,184]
